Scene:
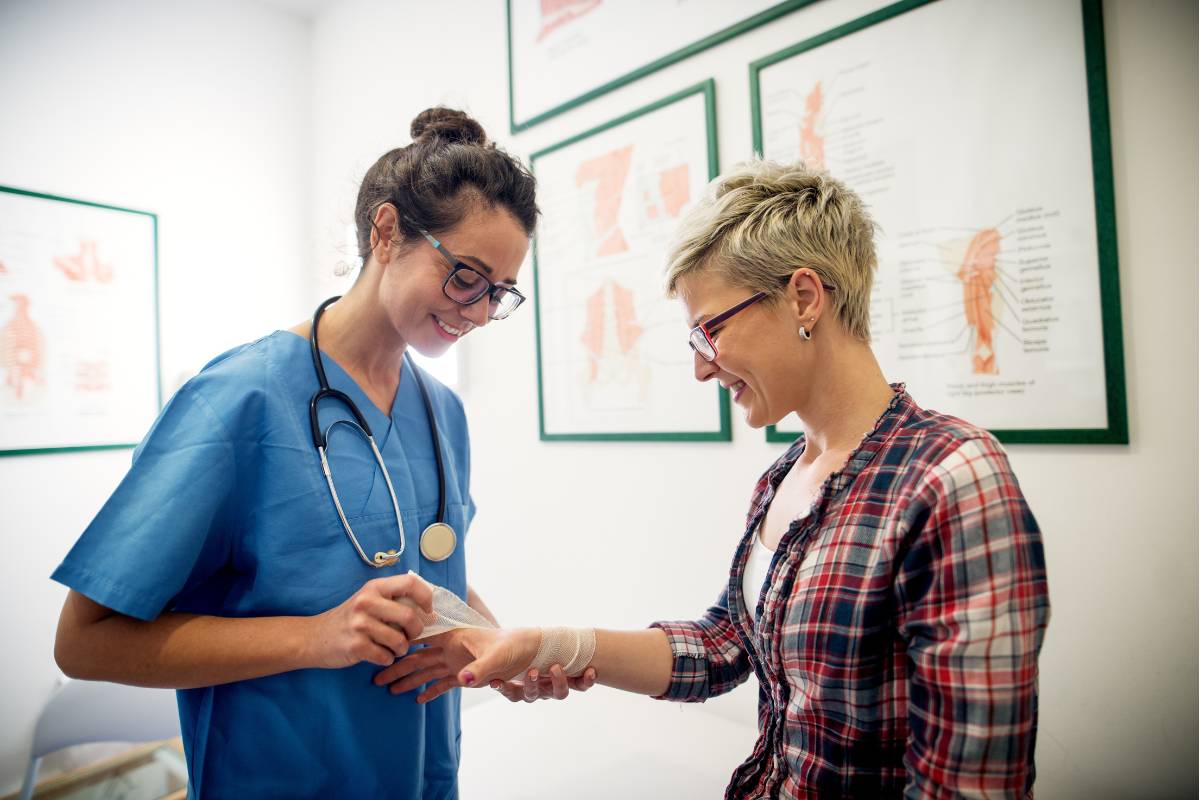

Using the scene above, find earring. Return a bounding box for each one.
[798,325,811,341]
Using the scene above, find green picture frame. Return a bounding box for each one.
[753,0,1127,445]
[507,0,817,133]
[0,185,161,457]
[530,79,729,442]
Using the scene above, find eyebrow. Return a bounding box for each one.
[691,313,715,328]
[458,253,518,287]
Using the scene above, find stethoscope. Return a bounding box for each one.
[308,296,456,568]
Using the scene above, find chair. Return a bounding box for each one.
[17,679,184,800]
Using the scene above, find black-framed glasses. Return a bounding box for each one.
[689,279,836,362]
[414,225,526,320]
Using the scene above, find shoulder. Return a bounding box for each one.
[164,332,297,436]
[889,395,1006,474]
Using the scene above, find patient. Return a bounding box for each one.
[375,159,1051,799]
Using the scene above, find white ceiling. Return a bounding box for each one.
[253,0,341,19]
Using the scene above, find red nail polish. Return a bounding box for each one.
[461,671,475,686]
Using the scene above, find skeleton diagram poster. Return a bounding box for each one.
[532,81,729,441]
[0,186,160,455]
[754,0,1126,444]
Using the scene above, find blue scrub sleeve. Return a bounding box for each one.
[52,383,236,621]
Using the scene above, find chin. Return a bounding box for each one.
[410,338,456,359]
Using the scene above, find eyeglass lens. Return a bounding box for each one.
[444,266,522,319]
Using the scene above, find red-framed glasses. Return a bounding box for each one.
[688,292,770,362]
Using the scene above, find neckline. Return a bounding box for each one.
[759,384,909,523]
[278,328,406,424]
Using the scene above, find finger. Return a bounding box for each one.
[365,619,410,659]
[549,665,568,700]
[389,574,435,614]
[568,667,597,692]
[498,682,525,702]
[358,641,398,668]
[390,664,455,695]
[455,637,512,688]
[522,669,539,702]
[416,676,461,705]
[363,594,427,642]
[373,647,443,686]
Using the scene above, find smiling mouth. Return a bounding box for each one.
[434,317,468,338]
[726,380,747,400]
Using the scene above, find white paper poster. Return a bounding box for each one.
[756,0,1122,440]
[0,188,159,454]
[532,84,728,440]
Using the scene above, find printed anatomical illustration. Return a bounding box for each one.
[74,360,110,392]
[799,81,826,169]
[643,164,690,220]
[537,0,602,42]
[54,240,114,283]
[575,145,633,258]
[580,279,643,384]
[3,293,45,401]
[958,228,1001,374]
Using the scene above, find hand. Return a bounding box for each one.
[305,574,433,670]
[490,664,598,703]
[373,626,537,703]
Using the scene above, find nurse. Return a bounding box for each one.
[51,107,549,798]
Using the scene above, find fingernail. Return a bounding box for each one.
[461,671,475,686]
[529,670,539,682]
[490,680,501,689]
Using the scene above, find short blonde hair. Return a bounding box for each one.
[665,159,877,342]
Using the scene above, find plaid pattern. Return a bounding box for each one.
[651,387,1049,799]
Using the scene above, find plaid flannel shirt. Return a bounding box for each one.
[651,387,1049,799]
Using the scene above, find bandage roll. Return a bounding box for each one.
[395,572,496,640]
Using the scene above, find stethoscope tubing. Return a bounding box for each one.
[308,296,449,565]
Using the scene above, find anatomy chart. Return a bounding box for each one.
[755,0,1124,442]
[532,83,728,440]
[507,0,805,130]
[0,187,159,454]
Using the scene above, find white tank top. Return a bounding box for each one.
[742,526,774,619]
[742,510,809,620]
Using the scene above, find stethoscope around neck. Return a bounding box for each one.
[308,295,456,568]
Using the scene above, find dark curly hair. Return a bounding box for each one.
[353,107,539,265]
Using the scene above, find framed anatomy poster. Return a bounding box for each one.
[753,0,1127,444]
[532,80,729,441]
[0,186,160,456]
[507,0,815,132]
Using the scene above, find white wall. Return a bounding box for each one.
[0,0,312,792]
[1,0,1193,796]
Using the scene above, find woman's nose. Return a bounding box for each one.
[462,295,491,329]
[693,349,717,382]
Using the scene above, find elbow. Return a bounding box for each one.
[54,630,92,680]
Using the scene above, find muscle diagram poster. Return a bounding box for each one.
[753,0,1126,444]
[532,82,730,441]
[0,186,160,455]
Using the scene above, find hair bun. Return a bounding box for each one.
[410,107,488,146]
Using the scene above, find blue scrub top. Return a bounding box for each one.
[52,331,475,799]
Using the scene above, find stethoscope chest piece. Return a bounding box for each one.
[419,523,457,562]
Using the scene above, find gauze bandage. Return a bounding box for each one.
[397,573,596,677]
[398,572,496,639]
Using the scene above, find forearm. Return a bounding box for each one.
[55,591,316,690]
[582,628,673,696]
[466,584,499,626]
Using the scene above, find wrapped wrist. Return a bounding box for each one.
[529,627,596,677]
